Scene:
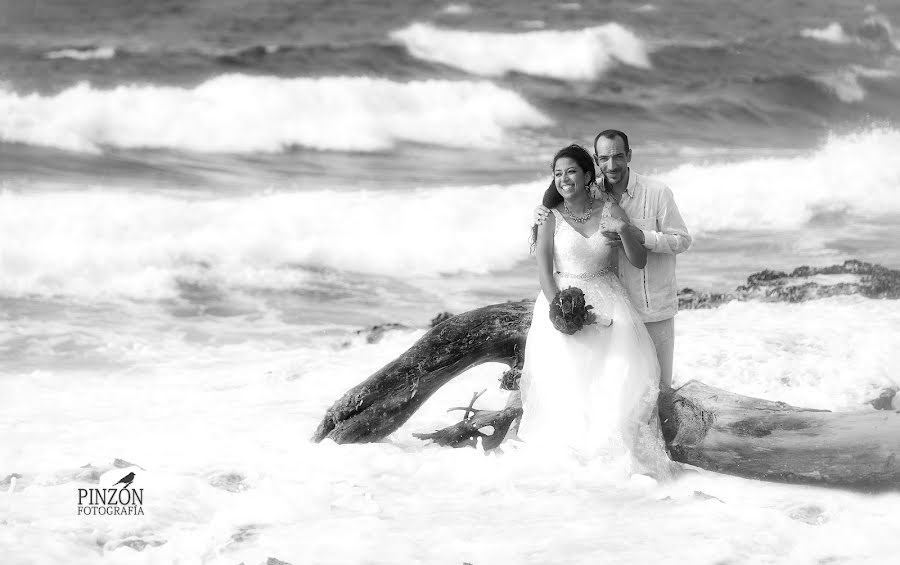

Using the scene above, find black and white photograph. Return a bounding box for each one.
[2,0,900,563]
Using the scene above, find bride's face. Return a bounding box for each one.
[553,157,589,198]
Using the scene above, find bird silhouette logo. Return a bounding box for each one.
[113,472,136,488]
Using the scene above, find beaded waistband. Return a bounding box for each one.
[555,268,609,280]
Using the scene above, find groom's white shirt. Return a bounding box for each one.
[596,170,691,323]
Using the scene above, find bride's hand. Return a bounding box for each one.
[533,205,550,225]
[599,216,626,234]
[600,217,626,247]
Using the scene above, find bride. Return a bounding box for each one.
[518,144,671,477]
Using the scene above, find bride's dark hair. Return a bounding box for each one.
[530,144,602,252]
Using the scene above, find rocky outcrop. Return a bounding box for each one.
[678,260,900,310]
[869,387,899,411]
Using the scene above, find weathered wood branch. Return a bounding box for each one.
[312,301,532,444]
[660,381,900,491]
[412,405,523,451]
[313,299,900,490]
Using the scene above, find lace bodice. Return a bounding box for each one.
[551,202,613,276]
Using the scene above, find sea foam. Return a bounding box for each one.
[801,14,900,50]
[3,130,900,299]
[440,3,472,15]
[391,22,651,80]
[0,75,550,153]
[44,46,117,60]
[662,127,900,233]
[800,23,851,44]
[3,293,900,565]
[0,184,540,299]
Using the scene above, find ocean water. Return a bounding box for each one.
[2,1,900,563]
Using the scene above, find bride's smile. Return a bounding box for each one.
[553,156,591,201]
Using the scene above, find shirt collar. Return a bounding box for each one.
[624,168,636,198]
[607,169,635,199]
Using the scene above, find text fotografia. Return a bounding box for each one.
[77,472,144,516]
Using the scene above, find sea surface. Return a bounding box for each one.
[2,1,900,564]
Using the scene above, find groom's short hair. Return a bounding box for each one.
[594,129,630,154]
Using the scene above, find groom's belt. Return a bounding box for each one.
[555,268,610,280]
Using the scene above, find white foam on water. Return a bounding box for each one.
[661,127,900,233]
[391,22,651,80]
[801,15,900,49]
[810,65,895,103]
[440,3,472,15]
[0,75,550,153]
[0,183,540,299]
[2,297,899,564]
[675,296,900,410]
[801,22,851,44]
[3,127,900,300]
[813,68,867,102]
[44,46,117,60]
[520,20,546,29]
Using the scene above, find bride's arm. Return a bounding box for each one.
[535,212,560,302]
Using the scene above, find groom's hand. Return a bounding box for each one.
[533,205,550,225]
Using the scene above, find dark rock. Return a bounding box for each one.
[745,269,788,286]
[677,288,730,310]
[692,490,724,503]
[75,465,102,483]
[231,525,259,544]
[74,459,144,484]
[209,472,248,493]
[677,260,900,310]
[430,312,454,327]
[355,323,409,344]
[113,458,142,469]
[0,473,23,488]
[112,538,167,551]
[788,504,828,525]
[869,388,898,411]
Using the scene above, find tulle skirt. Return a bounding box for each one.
[518,272,672,478]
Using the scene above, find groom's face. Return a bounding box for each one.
[594,136,632,186]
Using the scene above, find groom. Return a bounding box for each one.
[533,130,691,389]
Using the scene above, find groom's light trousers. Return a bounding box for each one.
[644,318,675,390]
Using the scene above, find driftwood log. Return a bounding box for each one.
[312,301,532,444]
[412,405,524,451]
[660,382,900,490]
[313,300,900,491]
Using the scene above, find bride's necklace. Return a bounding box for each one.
[564,188,594,224]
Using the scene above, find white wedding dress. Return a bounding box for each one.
[518,203,672,478]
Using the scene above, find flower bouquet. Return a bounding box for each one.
[549,287,599,335]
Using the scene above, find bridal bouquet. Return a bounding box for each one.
[549,287,597,335]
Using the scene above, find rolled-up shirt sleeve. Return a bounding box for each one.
[641,186,691,254]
